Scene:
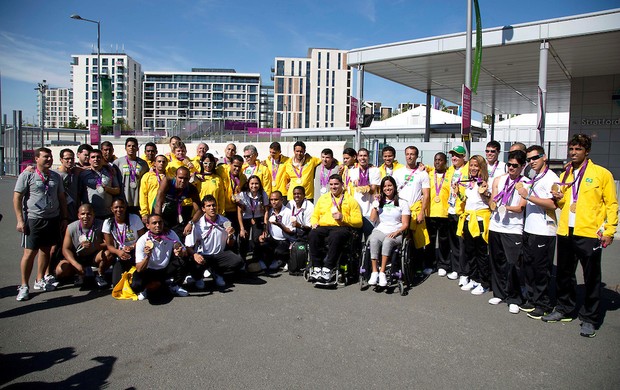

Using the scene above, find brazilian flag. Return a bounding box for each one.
[100,75,113,126]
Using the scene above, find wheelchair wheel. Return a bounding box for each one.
[400,238,413,290]
[358,242,371,290]
[398,281,407,296]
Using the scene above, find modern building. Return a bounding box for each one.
[273,48,352,129]
[38,87,73,128]
[142,68,260,132]
[70,53,142,130]
[259,84,274,129]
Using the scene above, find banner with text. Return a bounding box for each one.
[349,96,358,130]
[461,85,472,154]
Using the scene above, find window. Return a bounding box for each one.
[326,52,330,69]
[318,52,321,69]
[276,60,284,76]
[338,53,341,69]
[102,58,108,65]
[291,61,295,76]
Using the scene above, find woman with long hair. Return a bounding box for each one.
[195,153,226,215]
[237,175,269,270]
[455,155,492,296]
[103,198,147,286]
[367,176,411,287]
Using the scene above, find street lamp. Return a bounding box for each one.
[70,13,100,145]
[36,80,48,147]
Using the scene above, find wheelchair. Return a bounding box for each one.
[359,236,412,296]
[303,228,362,288]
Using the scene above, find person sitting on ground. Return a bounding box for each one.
[256,191,294,271]
[368,176,411,287]
[309,174,363,283]
[103,198,146,287]
[184,195,244,289]
[132,213,191,300]
[56,204,110,288]
[237,175,269,270]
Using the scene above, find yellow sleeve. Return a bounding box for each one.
[342,194,363,228]
[602,169,619,237]
[139,173,151,217]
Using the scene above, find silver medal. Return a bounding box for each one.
[130,181,137,189]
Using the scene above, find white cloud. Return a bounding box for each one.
[359,0,376,23]
[0,31,72,88]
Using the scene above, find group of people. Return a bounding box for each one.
[12,133,617,337]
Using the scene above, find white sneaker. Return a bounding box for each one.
[470,284,488,295]
[310,267,321,281]
[461,279,477,291]
[16,285,29,301]
[488,297,503,305]
[194,278,205,290]
[378,272,388,287]
[203,269,212,278]
[138,291,148,301]
[321,267,332,282]
[34,278,55,291]
[95,274,108,288]
[437,268,447,277]
[213,274,226,287]
[368,272,379,285]
[44,274,59,287]
[459,276,469,287]
[282,263,289,272]
[169,284,189,297]
[508,304,520,314]
[447,271,458,280]
[259,260,267,270]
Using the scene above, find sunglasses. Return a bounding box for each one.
[485,149,498,154]
[506,163,521,168]
[243,155,252,159]
[526,154,544,163]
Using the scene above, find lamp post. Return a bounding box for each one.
[70,14,100,145]
[36,80,48,147]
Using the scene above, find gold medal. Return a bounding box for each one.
[570,203,577,213]
[296,178,302,184]
[488,200,497,211]
[144,240,154,249]
[515,182,524,190]
[434,196,441,203]
[551,184,560,192]
[478,183,488,194]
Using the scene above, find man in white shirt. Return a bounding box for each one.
[286,186,314,241]
[184,195,243,288]
[256,191,294,270]
[347,148,381,238]
[393,146,431,272]
[485,140,506,189]
[515,145,560,319]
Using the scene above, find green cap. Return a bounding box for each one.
[449,145,467,156]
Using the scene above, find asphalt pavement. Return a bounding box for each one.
[0,176,619,389]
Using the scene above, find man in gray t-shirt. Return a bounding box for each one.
[54,148,81,222]
[14,147,68,301]
[78,149,121,219]
[113,137,148,214]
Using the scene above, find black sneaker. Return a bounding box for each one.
[579,322,596,338]
[526,308,549,320]
[519,302,536,313]
[542,310,573,323]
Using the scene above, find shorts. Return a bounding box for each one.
[75,252,98,267]
[22,217,61,250]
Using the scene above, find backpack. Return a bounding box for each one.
[288,240,308,276]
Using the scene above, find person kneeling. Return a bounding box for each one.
[184,195,244,288]
[56,204,110,288]
[132,214,191,300]
[309,174,362,283]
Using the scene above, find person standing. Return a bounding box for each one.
[139,154,168,224]
[284,141,321,203]
[54,148,80,222]
[485,140,507,189]
[78,149,121,220]
[114,137,149,215]
[313,148,341,203]
[446,146,469,283]
[14,147,68,300]
[265,142,290,201]
[75,144,93,168]
[515,145,559,319]
[426,152,452,277]
[142,142,158,170]
[347,148,381,238]
[242,145,272,195]
[542,134,617,338]
[378,146,403,178]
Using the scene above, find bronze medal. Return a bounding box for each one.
[488,200,497,211]
[570,203,577,213]
[434,196,441,203]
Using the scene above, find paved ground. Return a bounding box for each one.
[0,176,619,389]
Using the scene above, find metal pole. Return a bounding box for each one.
[37,80,48,147]
[355,64,364,151]
[97,21,101,142]
[424,91,431,142]
[538,41,549,145]
[465,0,472,89]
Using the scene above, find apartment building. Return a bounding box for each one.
[273,48,351,129]
[142,69,261,132]
[70,53,142,129]
[38,87,73,128]
[259,84,274,129]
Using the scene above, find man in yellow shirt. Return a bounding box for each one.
[379,146,404,178]
[284,141,321,202]
[542,134,618,338]
[425,152,452,277]
[139,154,167,224]
[221,155,247,234]
[265,142,290,200]
[191,142,209,172]
[165,142,197,178]
[143,142,158,169]
[309,174,362,283]
[242,145,272,195]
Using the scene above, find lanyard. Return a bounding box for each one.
[320,164,335,187]
[79,222,94,242]
[203,215,220,240]
[434,171,446,197]
[331,193,345,211]
[125,157,137,183]
[494,176,522,205]
[271,158,280,182]
[113,219,127,247]
[35,168,50,194]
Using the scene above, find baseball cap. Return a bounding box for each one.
[449,145,467,156]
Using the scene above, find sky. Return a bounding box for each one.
[0,0,618,125]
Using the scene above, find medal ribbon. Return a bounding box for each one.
[320,164,334,188]
[292,158,304,180]
[35,168,50,194]
[494,176,521,205]
[79,221,94,242]
[398,169,417,191]
[113,219,127,247]
[125,156,137,184]
[271,158,279,182]
[434,171,446,198]
[292,200,306,217]
[331,193,345,211]
[358,166,369,186]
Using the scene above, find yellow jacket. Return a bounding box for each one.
[311,191,363,228]
[221,171,248,213]
[427,168,451,218]
[409,200,430,249]
[195,174,226,215]
[285,155,321,199]
[556,160,618,238]
[457,208,492,243]
[242,161,272,195]
[379,161,404,178]
[265,155,290,195]
[139,171,165,218]
[165,158,197,179]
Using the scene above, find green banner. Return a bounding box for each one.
[100,76,113,126]
[472,0,482,94]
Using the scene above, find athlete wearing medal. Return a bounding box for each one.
[515,145,560,319]
[242,145,272,195]
[485,140,506,189]
[139,155,168,224]
[446,145,469,282]
[543,134,618,338]
[347,148,381,238]
[308,174,363,283]
[265,142,290,200]
[284,141,321,202]
[378,146,404,178]
[114,137,149,215]
[426,152,452,276]
[313,148,341,203]
[78,149,121,219]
